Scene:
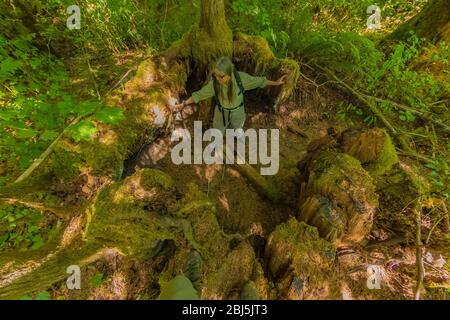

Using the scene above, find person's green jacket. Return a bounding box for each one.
[192,71,267,109]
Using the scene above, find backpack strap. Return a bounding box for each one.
[211,74,224,126]
[212,73,221,107]
[233,69,245,97]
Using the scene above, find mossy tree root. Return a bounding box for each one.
[233,33,300,109]
[0,244,102,299]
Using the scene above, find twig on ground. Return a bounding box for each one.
[109,66,137,92]
[397,149,433,163]
[414,200,425,300]
[312,64,435,162]
[360,93,450,133]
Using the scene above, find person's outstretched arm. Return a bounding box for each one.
[239,72,286,91]
[174,80,214,110]
[266,75,287,86]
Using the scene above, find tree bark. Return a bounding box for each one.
[191,0,233,74]
[164,0,233,75]
[389,0,450,44]
[200,0,229,38]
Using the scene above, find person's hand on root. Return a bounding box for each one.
[275,74,288,85]
[173,101,185,112]
[267,74,287,86]
[173,97,195,112]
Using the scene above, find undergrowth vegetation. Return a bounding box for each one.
[0,0,448,237]
[0,205,57,251]
[0,0,198,185]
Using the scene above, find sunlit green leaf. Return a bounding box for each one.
[31,235,44,250]
[67,120,97,142]
[0,57,22,78]
[40,130,59,141]
[92,272,104,288]
[15,128,39,139]
[36,291,50,300]
[94,107,125,125]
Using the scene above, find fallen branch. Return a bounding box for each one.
[360,93,450,134]
[313,64,434,162]
[314,64,398,135]
[397,149,433,163]
[0,197,74,218]
[14,113,94,183]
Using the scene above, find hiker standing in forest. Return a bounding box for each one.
[174,56,286,133]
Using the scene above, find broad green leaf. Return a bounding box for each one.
[36,291,50,300]
[92,272,104,288]
[40,130,59,141]
[31,235,44,250]
[67,120,97,142]
[15,128,39,139]
[0,57,22,78]
[0,111,18,121]
[77,101,100,116]
[94,107,125,125]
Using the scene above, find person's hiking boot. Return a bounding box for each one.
[240,280,260,300]
[183,250,203,293]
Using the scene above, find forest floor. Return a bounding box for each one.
[1,49,448,300]
[119,74,450,299]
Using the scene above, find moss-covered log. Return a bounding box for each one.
[264,218,338,299]
[337,128,429,240]
[233,33,300,109]
[84,168,180,257]
[298,149,379,246]
[339,128,399,178]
